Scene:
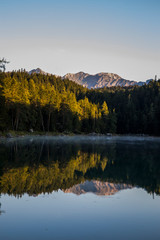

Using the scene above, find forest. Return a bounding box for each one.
[0,70,160,135]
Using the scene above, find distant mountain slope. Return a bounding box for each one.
[29,68,48,75]
[29,68,152,89]
[64,180,132,196]
[64,72,151,89]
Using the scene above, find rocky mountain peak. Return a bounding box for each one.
[29,68,48,75]
[63,180,132,196]
[63,71,140,89]
[28,68,153,89]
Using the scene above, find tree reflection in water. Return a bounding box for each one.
[0,136,160,197]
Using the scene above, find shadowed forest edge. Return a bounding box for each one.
[0,71,160,135]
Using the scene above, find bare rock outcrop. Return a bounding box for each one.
[63,72,151,89]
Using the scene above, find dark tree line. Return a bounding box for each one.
[0,70,160,135]
[86,80,160,135]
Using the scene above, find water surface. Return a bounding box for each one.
[0,136,160,240]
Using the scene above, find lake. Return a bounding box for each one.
[0,135,160,240]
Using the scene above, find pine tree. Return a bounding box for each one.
[0,58,9,72]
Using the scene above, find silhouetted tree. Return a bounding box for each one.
[0,58,9,72]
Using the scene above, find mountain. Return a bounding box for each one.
[63,180,132,196]
[28,68,152,89]
[29,68,50,75]
[63,72,152,89]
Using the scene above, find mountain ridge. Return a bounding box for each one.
[63,180,132,196]
[29,68,152,89]
[63,71,152,89]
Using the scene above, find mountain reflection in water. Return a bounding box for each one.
[64,180,132,195]
[0,136,160,197]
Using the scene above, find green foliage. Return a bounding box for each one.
[0,70,160,135]
[0,71,114,133]
[87,80,160,135]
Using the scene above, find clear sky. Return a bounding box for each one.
[1,0,160,81]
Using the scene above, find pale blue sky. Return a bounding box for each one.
[1,0,160,81]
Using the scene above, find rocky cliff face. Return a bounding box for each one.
[64,180,132,196]
[63,72,150,89]
[29,69,152,89]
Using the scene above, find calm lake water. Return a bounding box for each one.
[0,136,160,240]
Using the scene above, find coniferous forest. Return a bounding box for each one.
[0,70,160,135]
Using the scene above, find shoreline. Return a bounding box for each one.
[0,130,149,137]
[1,131,160,143]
